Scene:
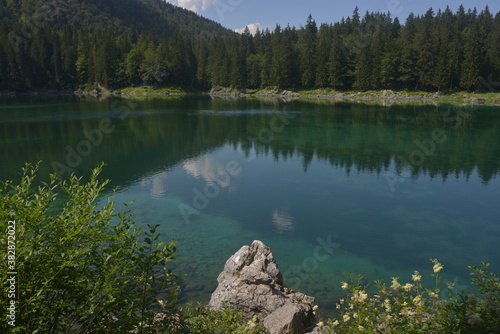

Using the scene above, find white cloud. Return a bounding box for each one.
[183,155,228,186]
[168,0,219,13]
[235,22,266,35]
[272,207,295,234]
[140,171,168,198]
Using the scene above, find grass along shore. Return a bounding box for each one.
[210,86,500,106]
[2,85,500,106]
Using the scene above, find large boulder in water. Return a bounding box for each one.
[209,240,316,334]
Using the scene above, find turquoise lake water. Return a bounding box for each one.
[1,95,499,315]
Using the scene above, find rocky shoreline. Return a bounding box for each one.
[3,88,500,106]
[210,87,500,106]
[0,87,177,97]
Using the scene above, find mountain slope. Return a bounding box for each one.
[0,0,233,38]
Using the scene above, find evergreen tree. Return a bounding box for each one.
[486,13,500,79]
[460,25,480,90]
[328,27,348,89]
[0,3,498,92]
[397,13,418,89]
[415,9,437,90]
[315,24,333,87]
[298,14,318,87]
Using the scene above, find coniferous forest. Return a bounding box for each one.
[0,0,499,92]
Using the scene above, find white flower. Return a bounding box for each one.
[403,283,414,291]
[384,299,392,312]
[412,271,422,282]
[433,263,443,273]
[343,314,351,322]
[431,259,444,273]
[391,277,401,289]
[341,282,349,290]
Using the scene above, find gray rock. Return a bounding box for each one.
[209,240,315,334]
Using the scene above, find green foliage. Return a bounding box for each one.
[0,3,498,92]
[181,302,269,334]
[0,163,180,333]
[447,262,500,333]
[318,260,500,334]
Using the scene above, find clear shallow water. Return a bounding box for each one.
[1,95,499,316]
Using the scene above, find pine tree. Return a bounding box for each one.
[328,31,347,89]
[247,53,264,88]
[315,24,333,87]
[298,14,318,87]
[486,13,500,79]
[380,44,400,89]
[460,25,480,90]
[397,13,418,89]
[432,7,455,91]
[415,9,437,90]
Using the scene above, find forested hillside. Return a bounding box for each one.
[0,2,499,92]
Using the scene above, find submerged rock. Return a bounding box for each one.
[209,240,316,334]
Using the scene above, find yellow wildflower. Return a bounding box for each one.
[433,263,443,273]
[413,295,423,308]
[403,283,414,291]
[431,259,444,273]
[384,299,392,312]
[341,282,349,290]
[352,290,368,303]
[391,277,401,289]
[343,314,351,322]
[412,271,422,282]
[332,320,339,327]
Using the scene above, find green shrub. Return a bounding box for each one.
[181,302,269,334]
[0,163,180,333]
[318,260,500,334]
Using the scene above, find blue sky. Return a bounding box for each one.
[166,0,499,33]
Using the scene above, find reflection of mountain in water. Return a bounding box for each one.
[1,96,498,187]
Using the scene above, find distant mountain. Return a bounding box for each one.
[0,0,234,38]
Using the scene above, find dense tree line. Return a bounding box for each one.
[0,3,499,92]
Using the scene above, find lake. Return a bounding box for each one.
[1,95,499,315]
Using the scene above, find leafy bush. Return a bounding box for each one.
[181,302,269,334]
[0,163,180,333]
[316,260,500,334]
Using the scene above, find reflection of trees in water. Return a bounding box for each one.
[1,97,498,185]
